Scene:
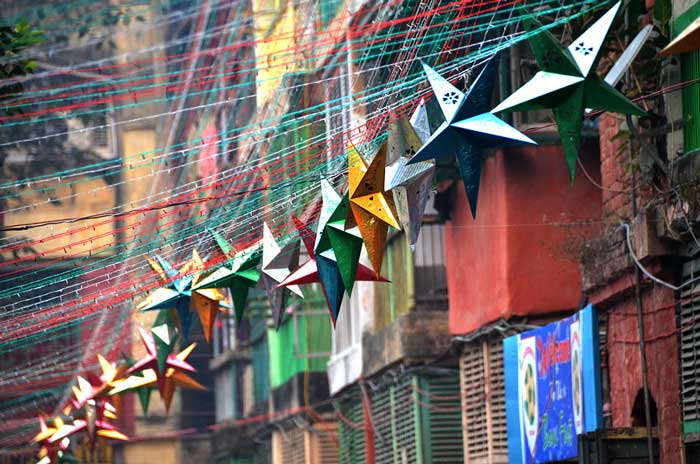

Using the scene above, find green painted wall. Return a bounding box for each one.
[267,284,332,389]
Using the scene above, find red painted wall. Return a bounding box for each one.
[446,142,602,334]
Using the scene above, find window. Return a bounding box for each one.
[460,338,509,463]
[213,289,237,357]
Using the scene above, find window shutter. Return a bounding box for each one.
[273,428,306,464]
[681,257,700,431]
[421,374,465,463]
[338,390,366,464]
[460,339,509,463]
[308,423,339,464]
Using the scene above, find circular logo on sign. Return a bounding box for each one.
[523,363,536,426]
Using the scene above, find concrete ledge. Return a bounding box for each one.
[361,310,452,378]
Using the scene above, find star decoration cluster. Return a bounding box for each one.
[31,4,654,460]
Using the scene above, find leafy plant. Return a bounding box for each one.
[0,21,43,112]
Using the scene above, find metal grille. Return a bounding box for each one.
[338,389,366,464]
[424,374,465,463]
[273,428,306,464]
[460,340,508,463]
[371,377,420,464]
[681,257,700,424]
[309,423,339,463]
[488,339,509,461]
[394,379,417,463]
[338,373,462,464]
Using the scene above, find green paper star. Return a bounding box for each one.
[192,228,261,322]
[493,1,646,181]
[315,179,364,294]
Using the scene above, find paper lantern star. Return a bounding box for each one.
[492,1,645,181]
[192,229,260,322]
[34,417,71,464]
[113,366,200,414]
[112,327,205,412]
[47,400,127,446]
[660,15,700,56]
[138,250,223,341]
[388,100,435,249]
[408,57,536,218]
[278,215,386,324]
[315,179,365,294]
[67,354,125,414]
[348,142,401,273]
[261,222,302,330]
[119,354,155,415]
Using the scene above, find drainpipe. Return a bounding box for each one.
[630,149,655,464]
[623,4,655,460]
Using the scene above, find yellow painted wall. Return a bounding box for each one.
[5,176,116,258]
[253,0,298,108]
[121,128,158,244]
[119,439,179,464]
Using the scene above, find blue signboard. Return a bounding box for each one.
[503,305,602,463]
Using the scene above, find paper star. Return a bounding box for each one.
[408,57,536,218]
[315,179,365,294]
[348,142,401,273]
[34,417,71,464]
[388,100,435,249]
[261,222,302,330]
[111,341,205,412]
[277,215,386,324]
[138,250,223,341]
[192,229,260,322]
[492,1,645,181]
[111,327,205,412]
[48,416,127,445]
[67,354,125,414]
[123,326,197,391]
[48,401,127,446]
[118,354,156,415]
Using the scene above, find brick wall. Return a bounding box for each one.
[588,66,682,463]
[599,115,633,221]
[604,285,681,462]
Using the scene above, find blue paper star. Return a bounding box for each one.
[407,56,535,218]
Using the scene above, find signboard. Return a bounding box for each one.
[504,305,602,463]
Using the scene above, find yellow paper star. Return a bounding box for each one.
[348,142,401,273]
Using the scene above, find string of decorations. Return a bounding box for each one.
[2,0,678,459]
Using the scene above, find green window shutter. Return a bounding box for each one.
[421,374,465,463]
[247,293,271,406]
[251,335,269,406]
[267,287,331,389]
[338,389,366,464]
[674,4,700,155]
[680,52,700,154]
